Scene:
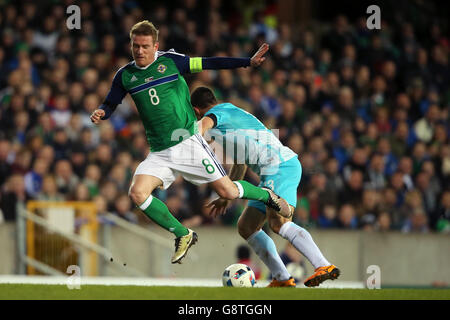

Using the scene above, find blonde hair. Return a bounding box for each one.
[129,20,158,42]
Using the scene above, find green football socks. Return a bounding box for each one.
[139,195,189,238]
[233,180,270,203]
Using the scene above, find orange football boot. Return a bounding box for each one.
[304,265,340,287]
[267,277,297,287]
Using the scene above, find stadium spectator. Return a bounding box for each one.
[414,104,441,143]
[0,174,29,221]
[99,181,119,212]
[337,204,358,229]
[397,156,415,191]
[401,208,430,233]
[323,157,344,205]
[0,139,12,186]
[364,153,386,190]
[375,211,392,232]
[50,94,72,128]
[356,189,381,223]
[113,193,138,224]
[376,137,398,176]
[380,187,401,222]
[24,157,49,198]
[54,159,78,195]
[339,169,364,208]
[415,171,439,214]
[342,147,368,181]
[398,189,424,229]
[432,191,450,233]
[37,174,64,201]
[317,203,338,229]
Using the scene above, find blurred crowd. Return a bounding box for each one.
[0,0,449,234]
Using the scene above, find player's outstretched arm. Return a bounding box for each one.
[166,44,269,75]
[193,43,269,72]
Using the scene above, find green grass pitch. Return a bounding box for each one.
[0,284,449,300]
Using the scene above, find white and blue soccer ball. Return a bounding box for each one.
[222,263,256,287]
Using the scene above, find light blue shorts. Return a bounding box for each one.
[247,156,302,214]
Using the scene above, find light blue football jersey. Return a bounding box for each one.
[204,103,297,175]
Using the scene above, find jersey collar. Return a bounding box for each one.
[133,52,159,70]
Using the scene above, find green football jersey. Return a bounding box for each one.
[101,50,251,152]
[109,51,201,152]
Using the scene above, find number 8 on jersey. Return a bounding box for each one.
[149,88,160,105]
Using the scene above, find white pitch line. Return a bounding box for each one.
[0,275,365,288]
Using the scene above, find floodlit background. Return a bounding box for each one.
[0,0,448,288]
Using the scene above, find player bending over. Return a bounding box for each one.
[90,21,291,264]
[191,87,340,287]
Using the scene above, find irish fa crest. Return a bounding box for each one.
[157,64,167,73]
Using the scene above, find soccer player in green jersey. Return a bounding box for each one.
[90,21,291,264]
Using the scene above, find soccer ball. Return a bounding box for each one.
[222,263,256,287]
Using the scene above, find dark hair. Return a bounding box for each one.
[190,87,217,109]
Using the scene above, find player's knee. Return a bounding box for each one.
[268,216,286,234]
[269,221,281,234]
[237,219,253,240]
[128,185,150,206]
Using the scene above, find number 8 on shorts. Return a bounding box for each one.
[202,158,216,174]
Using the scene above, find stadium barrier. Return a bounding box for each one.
[2,203,449,286]
[16,201,192,277]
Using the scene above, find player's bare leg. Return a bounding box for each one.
[128,174,162,205]
[267,207,340,287]
[129,174,198,264]
[237,207,267,240]
[237,207,295,287]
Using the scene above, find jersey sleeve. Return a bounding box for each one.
[163,52,191,75]
[164,51,251,74]
[201,57,251,70]
[188,56,251,73]
[205,113,217,128]
[100,67,128,119]
[205,110,227,129]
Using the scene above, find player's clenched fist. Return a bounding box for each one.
[90,109,105,124]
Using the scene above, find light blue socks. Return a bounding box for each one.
[247,230,291,281]
[279,222,330,269]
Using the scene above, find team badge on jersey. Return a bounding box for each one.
[145,76,154,82]
[157,64,167,73]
